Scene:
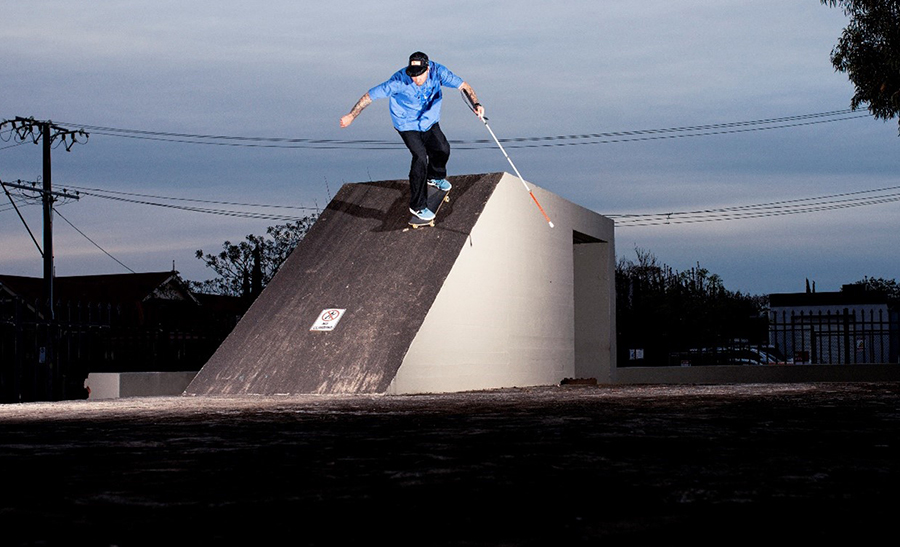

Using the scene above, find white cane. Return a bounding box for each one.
[462,90,554,228]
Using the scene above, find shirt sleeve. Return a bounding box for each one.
[367,80,392,101]
[433,63,464,89]
[367,70,405,101]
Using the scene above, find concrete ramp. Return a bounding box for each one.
[185,172,616,396]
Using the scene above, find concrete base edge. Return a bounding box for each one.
[86,371,199,400]
[83,365,898,400]
[615,364,900,385]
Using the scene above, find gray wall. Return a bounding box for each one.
[389,173,616,394]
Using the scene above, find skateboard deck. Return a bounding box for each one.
[408,185,450,228]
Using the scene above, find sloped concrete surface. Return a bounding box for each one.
[1,382,898,546]
[186,174,502,396]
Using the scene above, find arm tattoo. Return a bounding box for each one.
[461,83,479,106]
[349,93,372,117]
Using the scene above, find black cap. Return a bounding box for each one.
[406,51,429,77]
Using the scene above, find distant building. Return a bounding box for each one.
[0,271,244,402]
[768,286,899,365]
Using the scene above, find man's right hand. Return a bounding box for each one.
[340,114,354,128]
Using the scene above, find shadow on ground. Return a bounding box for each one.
[1,382,898,546]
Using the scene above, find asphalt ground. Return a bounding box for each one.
[1,382,898,546]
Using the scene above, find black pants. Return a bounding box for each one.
[398,123,450,211]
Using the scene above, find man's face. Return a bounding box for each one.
[412,68,429,86]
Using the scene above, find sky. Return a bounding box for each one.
[1,1,897,296]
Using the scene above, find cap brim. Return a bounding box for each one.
[406,66,427,77]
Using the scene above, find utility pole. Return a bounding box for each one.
[42,121,54,319]
[1,117,89,319]
[1,117,88,400]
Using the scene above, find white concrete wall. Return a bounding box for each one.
[389,173,615,394]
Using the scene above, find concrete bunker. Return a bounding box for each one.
[185,172,616,396]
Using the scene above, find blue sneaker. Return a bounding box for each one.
[409,206,436,221]
[427,178,452,191]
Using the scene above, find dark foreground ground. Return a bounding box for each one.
[1,382,898,546]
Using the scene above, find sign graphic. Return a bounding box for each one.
[310,308,346,331]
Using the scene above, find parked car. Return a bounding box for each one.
[670,345,792,366]
[722,346,792,365]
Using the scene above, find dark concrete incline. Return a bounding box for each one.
[186,173,503,396]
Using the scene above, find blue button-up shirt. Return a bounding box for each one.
[368,61,464,132]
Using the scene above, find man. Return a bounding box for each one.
[340,51,485,222]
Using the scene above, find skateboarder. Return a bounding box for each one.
[340,51,485,222]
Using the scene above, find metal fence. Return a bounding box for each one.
[1,295,233,403]
[647,306,900,368]
[768,307,900,365]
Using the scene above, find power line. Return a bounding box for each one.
[459,113,869,150]
[54,109,869,150]
[0,198,36,214]
[0,188,38,211]
[0,141,28,152]
[2,180,319,221]
[64,184,320,212]
[5,177,898,228]
[76,130,405,150]
[53,207,136,274]
[78,191,309,222]
[54,123,403,150]
[609,185,900,227]
[0,107,886,230]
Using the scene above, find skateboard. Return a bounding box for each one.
[408,184,450,229]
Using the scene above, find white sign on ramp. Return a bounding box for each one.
[310,308,346,331]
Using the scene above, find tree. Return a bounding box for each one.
[843,276,900,302]
[821,1,900,132]
[616,248,768,365]
[191,215,317,298]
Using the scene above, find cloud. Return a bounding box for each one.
[2,1,896,295]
